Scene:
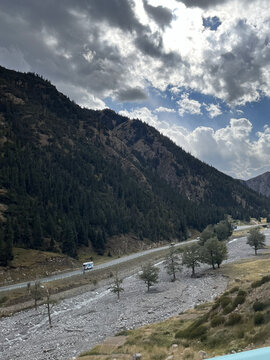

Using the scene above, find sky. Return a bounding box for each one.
[0,0,270,180]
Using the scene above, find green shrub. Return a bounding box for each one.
[230,286,239,293]
[152,353,167,360]
[236,328,245,339]
[0,296,8,305]
[251,275,270,289]
[223,304,234,315]
[220,296,231,309]
[261,275,270,284]
[175,314,209,340]
[175,325,208,339]
[211,301,220,310]
[206,331,228,348]
[237,289,246,297]
[252,280,262,288]
[211,315,225,327]
[253,301,265,312]
[226,313,242,326]
[254,313,264,325]
[115,329,129,336]
[233,295,245,307]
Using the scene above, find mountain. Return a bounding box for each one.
[245,172,270,198]
[0,66,269,263]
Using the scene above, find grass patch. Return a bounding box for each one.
[210,315,225,327]
[225,313,242,326]
[0,295,8,306]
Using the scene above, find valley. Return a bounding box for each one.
[1,230,269,360]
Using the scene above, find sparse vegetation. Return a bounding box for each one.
[247,228,266,255]
[182,243,201,277]
[110,272,124,300]
[139,262,160,291]
[164,244,181,281]
[233,294,246,307]
[225,313,242,326]
[210,315,225,327]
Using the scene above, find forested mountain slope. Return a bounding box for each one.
[0,66,269,262]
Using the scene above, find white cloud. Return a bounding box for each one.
[119,106,270,179]
[119,107,160,128]
[57,82,106,110]
[162,117,270,179]
[177,93,202,116]
[155,106,176,113]
[204,103,222,118]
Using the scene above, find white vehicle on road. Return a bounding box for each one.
[83,261,94,272]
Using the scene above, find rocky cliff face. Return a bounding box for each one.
[245,172,270,197]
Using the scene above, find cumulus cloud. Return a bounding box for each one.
[119,107,270,179]
[119,107,160,128]
[204,103,222,118]
[155,106,176,113]
[162,117,270,179]
[177,93,202,116]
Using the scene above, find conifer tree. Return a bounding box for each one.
[139,262,159,291]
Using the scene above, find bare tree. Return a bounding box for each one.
[44,287,55,328]
[164,245,181,281]
[111,272,124,300]
[182,243,201,277]
[29,280,42,310]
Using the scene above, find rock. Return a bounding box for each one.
[165,356,173,360]
[198,350,207,359]
[171,344,178,349]
[183,348,193,358]
[132,353,142,360]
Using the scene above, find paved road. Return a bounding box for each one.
[0,239,199,293]
[1,223,261,293]
[235,224,262,231]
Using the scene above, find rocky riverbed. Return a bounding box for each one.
[1,230,270,360]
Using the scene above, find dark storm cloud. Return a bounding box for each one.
[142,0,173,29]
[116,87,148,102]
[0,0,181,106]
[202,18,267,104]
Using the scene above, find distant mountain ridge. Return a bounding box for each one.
[245,172,270,198]
[0,65,269,261]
